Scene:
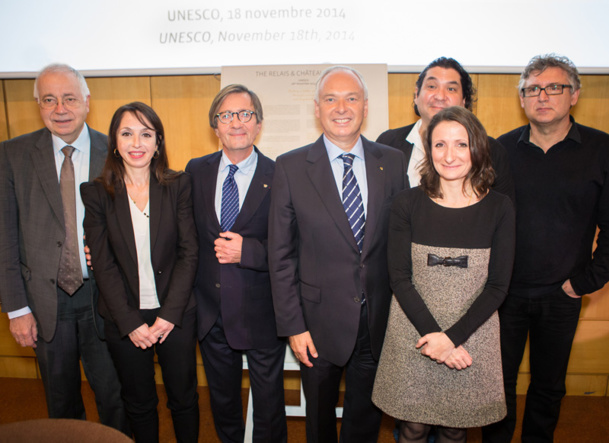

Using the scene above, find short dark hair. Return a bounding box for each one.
[414,57,476,116]
[419,106,494,199]
[209,84,264,129]
[98,101,180,197]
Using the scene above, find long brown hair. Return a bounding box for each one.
[97,102,180,197]
[419,106,495,199]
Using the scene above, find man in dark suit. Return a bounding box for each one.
[269,66,408,442]
[186,84,287,443]
[0,64,127,432]
[376,57,514,201]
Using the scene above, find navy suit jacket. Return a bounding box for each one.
[269,135,408,366]
[186,148,280,350]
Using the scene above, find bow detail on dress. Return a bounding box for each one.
[427,253,468,268]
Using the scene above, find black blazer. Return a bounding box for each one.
[80,173,198,337]
[377,122,515,202]
[268,135,408,366]
[186,148,280,349]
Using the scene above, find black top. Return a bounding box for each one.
[388,187,515,346]
[377,122,516,203]
[499,118,609,297]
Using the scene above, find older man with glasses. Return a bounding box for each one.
[482,54,609,443]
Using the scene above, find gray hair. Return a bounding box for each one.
[518,54,581,93]
[33,64,90,101]
[314,65,369,102]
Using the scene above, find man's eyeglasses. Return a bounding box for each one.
[521,84,573,98]
[38,96,82,109]
[216,110,256,124]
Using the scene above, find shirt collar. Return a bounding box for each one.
[52,123,91,155]
[220,147,258,174]
[323,134,365,162]
[406,119,424,149]
[519,115,581,146]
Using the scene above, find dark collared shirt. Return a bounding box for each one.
[500,117,609,297]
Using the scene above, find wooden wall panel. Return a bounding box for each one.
[386,73,418,130]
[475,74,528,138]
[0,81,8,142]
[150,75,221,171]
[0,357,38,379]
[4,79,39,139]
[517,373,608,397]
[571,75,609,133]
[86,77,152,137]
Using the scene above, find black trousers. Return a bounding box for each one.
[300,303,383,443]
[482,288,582,443]
[199,313,288,443]
[106,307,199,443]
[34,279,128,434]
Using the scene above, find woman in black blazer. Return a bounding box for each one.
[81,102,199,442]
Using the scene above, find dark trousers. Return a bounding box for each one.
[106,307,199,443]
[482,288,582,443]
[199,313,288,443]
[34,280,128,434]
[300,303,383,443]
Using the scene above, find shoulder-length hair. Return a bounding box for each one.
[97,101,181,197]
[419,106,495,199]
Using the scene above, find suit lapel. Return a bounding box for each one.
[149,175,162,253]
[200,153,222,231]
[306,136,359,252]
[232,148,273,232]
[115,187,138,265]
[361,137,385,257]
[88,128,107,180]
[31,130,64,229]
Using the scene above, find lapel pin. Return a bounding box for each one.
[263,184,268,188]
[379,166,384,171]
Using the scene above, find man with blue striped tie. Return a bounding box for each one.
[269,66,408,442]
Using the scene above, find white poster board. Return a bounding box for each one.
[220,64,388,159]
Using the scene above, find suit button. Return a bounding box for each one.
[215,283,221,288]
[50,279,55,284]
[354,297,361,303]
[57,241,62,247]
[360,264,365,268]
[157,270,162,274]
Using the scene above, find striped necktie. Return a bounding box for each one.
[341,154,365,252]
[220,164,239,232]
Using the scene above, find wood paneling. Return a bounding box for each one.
[150,75,222,171]
[386,73,418,130]
[0,357,38,379]
[0,81,8,142]
[4,79,39,138]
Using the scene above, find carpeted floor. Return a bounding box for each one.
[0,378,607,442]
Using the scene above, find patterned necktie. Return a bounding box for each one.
[220,164,239,232]
[57,146,83,295]
[341,154,365,252]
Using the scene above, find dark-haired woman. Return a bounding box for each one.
[373,107,515,442]
[81,102,199,442]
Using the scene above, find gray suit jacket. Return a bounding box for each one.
[0,126,107,341]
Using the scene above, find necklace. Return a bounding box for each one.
[129,195,150,218]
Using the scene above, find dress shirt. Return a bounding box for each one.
[324,135,368,218]
[405,119,426,187]
[214,148,258,222]
[128,198,160,309]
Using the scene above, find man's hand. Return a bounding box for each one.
[562,279,582,299]
[416,332,455,363]
[84,243,92,268]
[149,317,175,344]
[128,324,158,349]
[215,231,243,264]
[9,313,38,348]
[443,345,473,370]
[289,331,318,368]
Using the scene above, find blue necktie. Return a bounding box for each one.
[221,164,239,232]
[341,154,365,252]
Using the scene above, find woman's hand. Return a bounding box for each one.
[416,332,455,363]
[444,346,473,370]
[128,324,158,349]
[149,317,175,344]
